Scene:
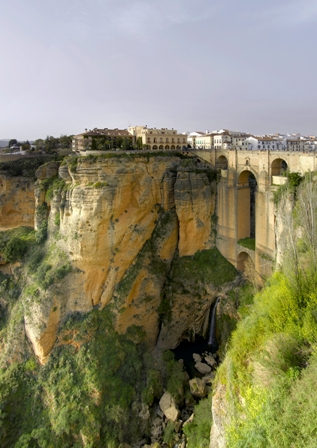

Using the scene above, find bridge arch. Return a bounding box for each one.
[237,251,253,272]
[271,158,288,176]
[216,155,228,169]
[237,170,257,240]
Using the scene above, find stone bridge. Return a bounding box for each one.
[193,149,317,277]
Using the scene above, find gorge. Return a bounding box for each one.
[0,151,316,448]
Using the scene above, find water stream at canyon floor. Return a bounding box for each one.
[172,298,220,378]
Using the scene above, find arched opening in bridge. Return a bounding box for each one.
[271,158,288,176]
[237,171,257,240]
[237,251,253,272]
[216,155,228,170]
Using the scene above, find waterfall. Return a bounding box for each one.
[208,297,220,350]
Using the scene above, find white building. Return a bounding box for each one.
[246,136,280,151]
[187,132,205,149]
[213,132,232,149]
[128,126,187,150]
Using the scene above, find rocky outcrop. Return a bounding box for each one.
[159,391,180,421]
[209,384,228,448]
[0,173,35,229]
[22,155,225,361]
[0,155,239,365]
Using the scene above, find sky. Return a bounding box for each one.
[1,0,317,140]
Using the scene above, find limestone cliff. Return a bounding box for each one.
[0,154,239,364]
[0,173,35,230]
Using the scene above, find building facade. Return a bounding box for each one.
[72,128,133,152]
[128,126,187,150]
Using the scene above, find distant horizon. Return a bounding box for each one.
[1,124,316,143]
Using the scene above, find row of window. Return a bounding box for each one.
[147,137,185,143]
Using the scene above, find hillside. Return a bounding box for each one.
[210,174,317,448]
[0,153,240,447]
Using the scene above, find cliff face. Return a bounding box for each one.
[0,174,35,230]
[12,154,239,363]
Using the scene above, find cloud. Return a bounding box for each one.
[112,0,220,38]
[115,2,162,37]
[264,0,317,27]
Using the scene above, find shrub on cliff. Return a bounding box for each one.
[214,176,317,447]
[2,237,27,262]
[0,227,35,263]
[183,394,213,448]
[0,307,175,447]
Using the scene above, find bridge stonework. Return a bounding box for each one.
[195,149,317,277]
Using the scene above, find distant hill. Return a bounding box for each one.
[0,140,9,148]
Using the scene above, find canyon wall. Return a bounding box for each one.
[0,155,238,363]
[0,173,35,230]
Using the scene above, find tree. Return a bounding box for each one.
[9,139,17,148]
[136,137,143,150]
[21,140,31,151]
[122,137,133,151]
[59,135,73,149]
[115,136,123,149]
[34,139,45,152]
[44,136,58,153]
[279,174,317,294]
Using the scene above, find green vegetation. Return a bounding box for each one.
[54,212,60,226]
[113,212,174,308]
[0,227,36,263]
[163,351,190,404]
[213,175,317,447]
[273,171,303,205]
[183,394,213,448]
[38,175,65,198]
[237,237,255,251]
[0,304,191,447]
[33,135,73,153]
[0,157,54,178]
[92,181,108,188]
[66,151,190,166]
[171,247,237,287]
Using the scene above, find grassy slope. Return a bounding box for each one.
[213,175,317,447]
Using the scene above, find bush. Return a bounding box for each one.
[163,421,177,447]
[171,248,238,287]
[183,394,213,448]
[142,369,163,406]
[163,351,188,404]
[0,227,35,263]
[237,237,255,251]
[35,220,47,244]
[2,237,27,262]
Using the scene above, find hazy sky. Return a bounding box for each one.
[1,0,317,139]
